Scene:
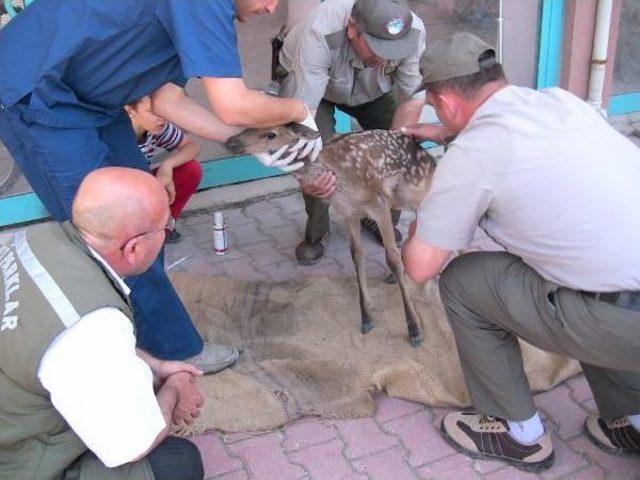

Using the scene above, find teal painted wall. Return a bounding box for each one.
[608,93,640,116]
[0,155,287,228]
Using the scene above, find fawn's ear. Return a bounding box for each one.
[286,122,320,139]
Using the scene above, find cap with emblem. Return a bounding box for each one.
[419,32,497,85]
[352,0,420,61]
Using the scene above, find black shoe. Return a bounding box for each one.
[585,415,640,455]
[361,218,402,246]
[165,228,182,244]
[295,232,330,266]
[441,412,554,472]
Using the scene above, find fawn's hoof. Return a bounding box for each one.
[409,334,423,348]
[383,271,397,284]
[361,322,373,334]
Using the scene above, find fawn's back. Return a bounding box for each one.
[305,130,436,215]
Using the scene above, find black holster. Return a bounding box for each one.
[271,25,287,81]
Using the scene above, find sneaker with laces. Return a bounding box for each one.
[441,412,554,472]
[360,217,402,246]
[185,342,240,375]
[295,231,330,265]
[585,415,640,455]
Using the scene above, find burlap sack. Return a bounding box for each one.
[170,273,580,434]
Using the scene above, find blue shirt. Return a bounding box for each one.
[0,0,242,127]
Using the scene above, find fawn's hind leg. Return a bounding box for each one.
[369,207,423,347]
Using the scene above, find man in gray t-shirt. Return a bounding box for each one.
[401,32,640,471]
[277,0,427,264]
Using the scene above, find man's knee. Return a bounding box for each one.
[439,252,516,307]
[439,252,484,301]
[148,436,204,480]
[176,439,204,480]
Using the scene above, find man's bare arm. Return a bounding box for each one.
[136,349,202,387]
[151,83,242,142]
[401,220,452,283]
[202,77,308,128]
[391,97,425,131]
[130,372,203,462]
[400,122,456,145]
[129,375,181,462]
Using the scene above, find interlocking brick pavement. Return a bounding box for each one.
[290,438,368,480]
[165,190,640,479]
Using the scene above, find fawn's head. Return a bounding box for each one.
[224,123,320,156]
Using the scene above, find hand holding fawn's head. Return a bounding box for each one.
[225,124,321,172]
[225,124,320,156]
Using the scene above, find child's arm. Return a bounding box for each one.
[155,131,201,204]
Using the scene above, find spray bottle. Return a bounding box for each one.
[213,211,228,256]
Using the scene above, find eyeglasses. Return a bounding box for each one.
[119,216,175,251]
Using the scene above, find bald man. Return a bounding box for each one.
[0,167,206,480]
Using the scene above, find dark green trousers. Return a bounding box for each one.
[303,93,401,243]
[63,436,203,480]
[439,251,640,422]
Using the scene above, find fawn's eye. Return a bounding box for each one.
[260,131,278,140]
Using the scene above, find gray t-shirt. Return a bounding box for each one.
[279,0,426,109]
[417,85,640,291]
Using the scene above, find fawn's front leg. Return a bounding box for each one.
[345,215,374,334]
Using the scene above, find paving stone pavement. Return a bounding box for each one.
[166,190,640,480]
[0,113,637,480]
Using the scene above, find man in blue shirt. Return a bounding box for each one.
[0,0,320,372]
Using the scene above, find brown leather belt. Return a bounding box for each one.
[583,291,640,312]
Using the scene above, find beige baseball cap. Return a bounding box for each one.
[352,0,420,61]
[419,32,497,85]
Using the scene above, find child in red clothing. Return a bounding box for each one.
[125,96,203,243]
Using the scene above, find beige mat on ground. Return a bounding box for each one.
[170,273,580,434]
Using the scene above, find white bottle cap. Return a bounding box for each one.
[214,211,224,226]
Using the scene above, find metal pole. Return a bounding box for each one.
[587,0,613,115]
[497,0,504,63]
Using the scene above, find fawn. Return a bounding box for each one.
[225,125,436,347]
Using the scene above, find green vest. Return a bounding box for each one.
[0,222,132,480]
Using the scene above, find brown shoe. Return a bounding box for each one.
[295,232,330,266]
[585,415,640,455]
[441,412,554,472]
